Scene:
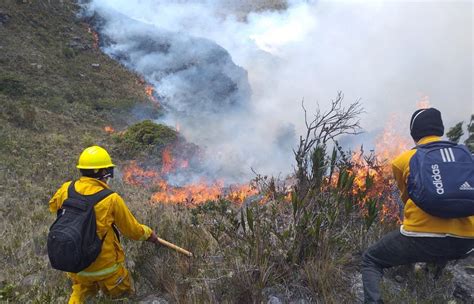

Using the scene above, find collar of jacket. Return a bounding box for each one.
[416,135,441,145]
[78,176,110,189]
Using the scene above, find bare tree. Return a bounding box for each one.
[294,92,363,193]
[288,92,364,262]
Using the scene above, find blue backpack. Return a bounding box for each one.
[407,141,474,218]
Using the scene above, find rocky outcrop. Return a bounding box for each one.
[450,255,474,303]
[350,255,474,303]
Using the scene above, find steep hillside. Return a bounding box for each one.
[0,1,159,301]
[0,0,158,185]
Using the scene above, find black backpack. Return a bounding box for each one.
[47,181,114,273]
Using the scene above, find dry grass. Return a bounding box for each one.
[0,0,153,302]
[0,1,464,303]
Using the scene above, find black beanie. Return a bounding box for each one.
[409,108,444,142]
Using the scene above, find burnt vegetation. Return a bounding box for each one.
[0,1,472,303]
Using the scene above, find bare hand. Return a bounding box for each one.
[146,231,161,246]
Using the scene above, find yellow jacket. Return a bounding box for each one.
[392,136,474,237]
[49,177,152,276]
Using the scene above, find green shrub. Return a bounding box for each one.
[447,115,474,152]
[89,98,116,111]
[113,120,178,159]
[3,102,38,130]
[0,283,16,301]
[0,77,26,97]
[62,47,76,59]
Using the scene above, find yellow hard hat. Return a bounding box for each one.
[76,146,115,169]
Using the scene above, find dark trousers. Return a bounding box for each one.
[361,230,474,303]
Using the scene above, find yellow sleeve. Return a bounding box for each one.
[48,182,69,213]
[392,156,410,204]
[392,149,418,204]
[112,194,153,241]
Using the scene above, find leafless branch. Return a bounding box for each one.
[294,92,364,190]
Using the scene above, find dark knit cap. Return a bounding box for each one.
[409,108,444,142]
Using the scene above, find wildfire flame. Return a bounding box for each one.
[121,104,412,220]
[151,180,257,206]
[152,180,222,205]
[123,161,159,186]
[161,146,189,175]
[145,85,159,103]
[417,95,431,109]
[122,150,257,206]
[343,113,411,223]
[104,126,115,134]
[87,26,99,49]
[145,85,153,96]
[374,114,411,161]
[119,65,257,205]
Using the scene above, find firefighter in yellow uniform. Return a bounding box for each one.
[49,146,160,303]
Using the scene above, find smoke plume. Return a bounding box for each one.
[83,0,472,184]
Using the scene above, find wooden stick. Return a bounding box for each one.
[157,237,193,257]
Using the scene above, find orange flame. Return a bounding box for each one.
[123,161,160,186]
[87,26,99,49]
[151,180,223,205]
[372,114,412,223]
[145,85,153,96]
[374,114,411,161]
[349,152,376,194]
[161,147,173,174]
[150,180,258,206]
[121,148,257,206]
[104,126,115,134]
[145,85,159,103]
[226,184,258,204]
[417,95,431,109]
[342,114,410,223]
[161,147,188,175]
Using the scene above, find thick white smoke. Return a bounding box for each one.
[84,0,472,184]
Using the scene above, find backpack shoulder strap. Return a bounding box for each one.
[416,140,457,149]
[67,181,82,200]
[67,181,114,205]
[88,188,115,205]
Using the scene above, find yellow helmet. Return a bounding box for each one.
[76,146,115,169]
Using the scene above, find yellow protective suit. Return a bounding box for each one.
[49,177,153,303]
[392,135,474,237]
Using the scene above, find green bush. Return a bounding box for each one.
[3,102,38,130]
[0,77,26,97]
[447,115,474,152]
[113,120,178,159]
[62,47,76,59]
[0,283,16,301]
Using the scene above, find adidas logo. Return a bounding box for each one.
[459,181,474,191]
